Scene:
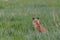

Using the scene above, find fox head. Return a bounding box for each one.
[32,18,40,23]
[32,18,40,27]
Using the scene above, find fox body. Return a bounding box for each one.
[32,18,46,32]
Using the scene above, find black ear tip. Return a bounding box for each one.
[32,18,35,20]
[37,18,39,19]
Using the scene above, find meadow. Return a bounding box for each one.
[0,0,60,40]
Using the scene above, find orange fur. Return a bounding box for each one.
[32,18,46,32]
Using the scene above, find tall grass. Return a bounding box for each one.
[0,0,60,40]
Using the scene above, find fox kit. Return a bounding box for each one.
[32,18,46,32]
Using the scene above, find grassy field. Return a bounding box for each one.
[0,0,60,40]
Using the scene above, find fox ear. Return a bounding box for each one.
[37,18,39,19]
[32,18,35,20]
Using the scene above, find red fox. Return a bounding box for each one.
[32,18,47,32]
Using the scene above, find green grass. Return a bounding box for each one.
[0,0,60,40]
